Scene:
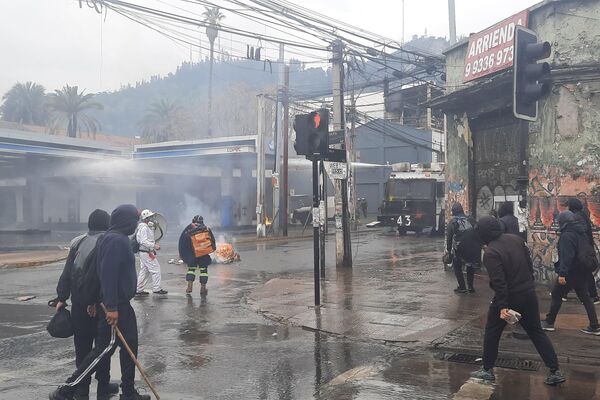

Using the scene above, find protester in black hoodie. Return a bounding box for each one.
[498,202,520,236]
[567,198,599,304]
[54,209,119,399]
[470,216,564,386]
[542,211,600,335]
[50,204,150,400]
[445,203,481,293]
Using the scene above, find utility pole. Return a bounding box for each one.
[256,94,266,237]
[350,91,357,228]
[448,0,457,45]
[273,43,285,235]
[280,66,290,236]
[332,40,352,268]
[401,0,405,45]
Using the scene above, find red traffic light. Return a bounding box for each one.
[312,113,321,129]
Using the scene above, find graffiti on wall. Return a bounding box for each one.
[447,179,469,219]
[528,166,600,284]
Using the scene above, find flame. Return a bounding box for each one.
[215,242,241,264]
[265,216,272,226]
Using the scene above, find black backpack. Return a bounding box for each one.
[452,217,473,252]
[72,235,103,306]
[578,235,599,273]
[130,235,140,254]
[130,226,140,254]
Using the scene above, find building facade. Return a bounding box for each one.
[430,0,600,282]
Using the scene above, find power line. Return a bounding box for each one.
[89,0,330,51]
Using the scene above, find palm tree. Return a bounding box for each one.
[137,99,182,143]
[202,6,225,136]
[0,81,48,125]
[48,85,103,138]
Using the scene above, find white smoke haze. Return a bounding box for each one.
[178,193,221,228]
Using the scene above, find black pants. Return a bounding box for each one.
[588,272,599,299]
[62,302,138,396]
[452,257,474,289]
[186,264,209,284]
[483,291,559,371]
[546,277,599,328]
[71,303,110,393]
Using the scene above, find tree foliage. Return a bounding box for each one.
[137,99,184,142]
[0,81,48,125]
[48,85,103,138]
[202,6,225,46]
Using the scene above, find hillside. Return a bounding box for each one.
[90,35,448,139]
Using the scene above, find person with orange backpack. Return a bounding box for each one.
[178,215,216,295]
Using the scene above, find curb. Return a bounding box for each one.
[432,343,600,368]
[245,296,419,347]
[1,255,68,269]
[234,228,376,245]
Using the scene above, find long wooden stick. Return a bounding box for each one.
[100,303,160,400]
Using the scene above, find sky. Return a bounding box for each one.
[0,0,541,96]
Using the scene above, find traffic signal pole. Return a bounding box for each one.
[319,159,326,278]
[332,40,352,268]
[312,157,321,305]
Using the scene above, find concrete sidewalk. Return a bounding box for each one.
[248,244,600,366]
[0,249,68,268]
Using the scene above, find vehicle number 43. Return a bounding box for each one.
[397,215,411,226]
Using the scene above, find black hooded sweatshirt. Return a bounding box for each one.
[498,203,520,235]
[56,230,104,304]
[446,205,480,263]
[476,216,535,309]
[555,213,588,279]
[97,204,139,312]
[56,209,110,304]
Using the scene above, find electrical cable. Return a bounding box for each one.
[92,0,330,51]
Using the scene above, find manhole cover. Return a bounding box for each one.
[496,358,541,371]
[446,353,541,371]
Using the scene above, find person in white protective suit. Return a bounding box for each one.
[135,209,168,295]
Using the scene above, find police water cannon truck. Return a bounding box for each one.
[377,162,446,236]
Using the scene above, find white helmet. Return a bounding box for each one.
[140,209,155,221]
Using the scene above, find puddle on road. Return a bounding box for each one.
[0,303,53,339]
[375,354,600,400]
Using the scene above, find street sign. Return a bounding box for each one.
[328,130,345,145]
[464,10,529,82]
[324,161,347,180]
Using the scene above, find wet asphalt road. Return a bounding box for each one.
[1,230,600,399]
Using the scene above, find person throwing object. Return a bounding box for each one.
[470,216,565,386]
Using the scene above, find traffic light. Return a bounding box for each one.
[513,26,551,121]
[293,109,329,158]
